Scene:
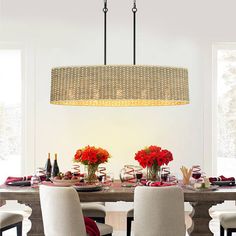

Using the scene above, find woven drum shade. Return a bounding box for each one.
[50,65,189,106]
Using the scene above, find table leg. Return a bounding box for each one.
[20,201,44,236]
[0,199,6,207]
[188,201,223,236]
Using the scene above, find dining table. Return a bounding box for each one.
[0,182,236,236]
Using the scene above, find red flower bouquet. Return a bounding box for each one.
[134,145,173,181]
[74,146,110,165]
[74,146,111,183]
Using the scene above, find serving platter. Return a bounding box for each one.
[183,184,219,191]
[195,185,219,191]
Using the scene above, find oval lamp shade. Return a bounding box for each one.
[50,65,189,107]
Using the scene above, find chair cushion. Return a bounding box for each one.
[96,222,113,235]
[81,203,106,217]
[220,213,236,229]
[127,209,134,218]
[0,212,23,229]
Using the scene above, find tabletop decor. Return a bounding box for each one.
[209,175,235,186]
[119,165,142,187]
[51,171,80,186]
[2,181,236,236]
[141,180,176,187]
[74,146,111,183]
[134,145,173,181]
[180,166,192,185]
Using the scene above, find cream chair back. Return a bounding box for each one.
[39,185,87,236]
[134,186,185,236]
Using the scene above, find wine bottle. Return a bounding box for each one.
[45,153,52,181]
[51,153,60,178]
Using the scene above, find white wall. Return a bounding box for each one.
[1,0,236,178]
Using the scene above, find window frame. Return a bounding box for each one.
[0,42,36,176]
[211,43,236,176]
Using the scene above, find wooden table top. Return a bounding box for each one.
[1,182,236,203]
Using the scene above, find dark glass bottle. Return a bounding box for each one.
[45,153,52,181]
[51,153,60,178]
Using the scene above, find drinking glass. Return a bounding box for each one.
[160,166,170,182]
[135,169,143,186]
[120,165,138,187]
[105,172,114,184]
[31,169,42,187]
[192,172,201,182]
[97,166,107,182]
[192,165,202,183]
[168,172,178,184]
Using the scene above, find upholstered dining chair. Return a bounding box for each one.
[39,185,113,236]
[219,213,236,236]
[0,212,23,236]
[81,202,106,223]
[134,186,185,236]
[126,208,134,236]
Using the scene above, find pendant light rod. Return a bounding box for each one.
[103,0,108,65]
[132,0,137,65]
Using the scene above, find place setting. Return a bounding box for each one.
[119,146,178,189]
[180,165,235,192]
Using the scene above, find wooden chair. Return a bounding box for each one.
[39,185,113,236]
[134,186,185,236]
[0,212,23,236]
[220,213,236,236]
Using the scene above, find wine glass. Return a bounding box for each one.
[31,168,42,187]
[135,169,143,186]
[97,175,103,182]
[192,172,201,182]
[160,166,170,182]
[120,165,139,187]
[103,172,114,186]
[192,165,202,183]
[97,166,106,182]
[168,172,178,184]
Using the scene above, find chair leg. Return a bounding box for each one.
[227,229,232,236]
[127,217,133,236]
[0,229,2,236]
[220,225,224,236]
[16,222,22,236]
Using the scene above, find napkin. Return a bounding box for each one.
[209,175,235,183]
[5,176,46,185]
[84,217,100,236]
[141,180,175,187]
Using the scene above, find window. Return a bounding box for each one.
[216,46,236,176]
[0,50,22,183]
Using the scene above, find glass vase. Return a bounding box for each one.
[85,164,99,184]
[146,164,161,181]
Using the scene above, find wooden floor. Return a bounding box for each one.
[1,211,223,236]
[106,211,222,236]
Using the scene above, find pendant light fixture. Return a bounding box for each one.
[50,0,189,106]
